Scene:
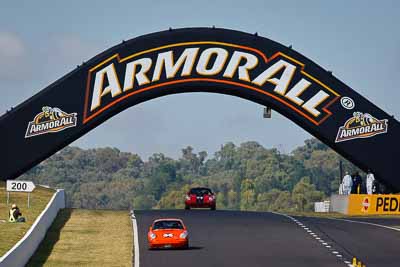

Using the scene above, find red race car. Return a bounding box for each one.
[147,218,189,249]
[185,187,216,210]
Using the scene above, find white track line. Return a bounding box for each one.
[271,211,350,266]
[326,217,400,232]
[131,210,140,267]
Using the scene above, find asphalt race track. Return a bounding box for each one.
[297,216,400,267]
[135,210,348,267]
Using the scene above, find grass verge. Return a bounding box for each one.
[0,181,55,256]
[27,209,133,267]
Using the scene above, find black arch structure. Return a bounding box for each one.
[1,28,399,190]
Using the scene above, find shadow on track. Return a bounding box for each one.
[149,246,204,251]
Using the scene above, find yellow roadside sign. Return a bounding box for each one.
[348,194,400,215]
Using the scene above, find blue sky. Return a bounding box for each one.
[1,0,399,159]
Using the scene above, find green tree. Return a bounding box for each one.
[271,191,293,211]
[256,189,282,211]
[157,185,190,209]
[227,190,239,210]
[18,138,361,211]
[133,195,157,210]
[292,177,325,211]
[240,179,256,211]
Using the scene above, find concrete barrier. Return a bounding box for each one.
[314,200,330,212]
[0,189,65,267]
[330,194,349,214]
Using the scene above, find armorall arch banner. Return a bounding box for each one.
[0,28,399,190]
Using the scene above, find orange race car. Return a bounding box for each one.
[147,218,189,249]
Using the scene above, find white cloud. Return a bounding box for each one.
[0,32,30,80]
[0,32,25,58]
[0,33,100,113]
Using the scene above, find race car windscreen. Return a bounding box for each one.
[189,188,213,195]
[153,220,184,230]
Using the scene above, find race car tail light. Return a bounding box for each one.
[208,195,215,201]
[179,231,188,239]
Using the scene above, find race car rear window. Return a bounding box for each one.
[189,188,212,195]
[153,220,184,230]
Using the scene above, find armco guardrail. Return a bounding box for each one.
[0,189,65,267]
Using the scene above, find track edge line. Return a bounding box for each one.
[131,210,140,267]
[324,217,400,232]
[270,211,352,267]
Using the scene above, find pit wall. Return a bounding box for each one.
[331,194,400,215]
[0,189,65,267]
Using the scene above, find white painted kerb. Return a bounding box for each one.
[131,210,140,267]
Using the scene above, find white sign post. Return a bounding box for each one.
[6,180,36,208]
